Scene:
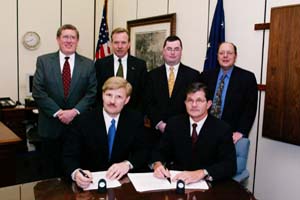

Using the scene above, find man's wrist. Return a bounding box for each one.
[203,169,213,181]
[123,160,133,170]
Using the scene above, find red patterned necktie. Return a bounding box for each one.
[192,123,198,147]
[62,57,71,99]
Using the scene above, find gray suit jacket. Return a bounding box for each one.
[32,51,97,139]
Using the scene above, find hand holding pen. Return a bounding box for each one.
[153,162,171,183]
[75,169,93,189]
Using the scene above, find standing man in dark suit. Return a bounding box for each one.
[200,42,258,143]
[152,82,236,183]
[63,77,148,189]
[95,27,147,111]
[32,24,97,178]
[145,35,201,134]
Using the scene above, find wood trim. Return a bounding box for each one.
[254,23,270,30]
[257,84,266,91]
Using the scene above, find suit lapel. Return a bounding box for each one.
[52,52,64,98]
[171,63,184,98]
[107,55,115,77]
[223,66,237,113]
[161,65,171,99]
[68,53,83,98]
[127,56,135,82]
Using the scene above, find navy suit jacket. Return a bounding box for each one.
[145,63,201,127]
[63,108,149,177]
[32,52,97,139]
[94,54,147,111]
[200,66,258,137]
[152,114,236,181]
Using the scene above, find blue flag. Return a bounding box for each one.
[203,0,225,71]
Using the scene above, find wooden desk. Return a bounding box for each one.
[0,122,21,187]
[0,177,256,200]
[1,106,37,151]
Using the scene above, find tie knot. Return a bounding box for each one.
[111,119,115,125]
[118,58,122,63]
[169,66,174,71]
[221,74,226,81]
[192,123,197,129]
[65,56,70,61]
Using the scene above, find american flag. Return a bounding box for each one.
[95,0,111,60]
[203,0,225,71]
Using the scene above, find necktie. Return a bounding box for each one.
[62,57,71,99]
[107,119,116,160]
[168,66,175,97]
[116,58,124,77]
[210,75,226,118]
[191,123,198,147]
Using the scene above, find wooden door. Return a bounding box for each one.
[263,4,300,145]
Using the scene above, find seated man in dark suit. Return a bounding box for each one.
[152,82,236,184]
[63,77,148,189]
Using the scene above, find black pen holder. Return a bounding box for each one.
[176,179,185,194]
[98,179,107,193]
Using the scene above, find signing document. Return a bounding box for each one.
[128,171,209,192]
[83,171,121,191]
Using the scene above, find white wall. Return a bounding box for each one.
[1,0,300,199]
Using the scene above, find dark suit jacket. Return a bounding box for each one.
[32,52,97,139]
[63,108,149,177]
[200,66,258,137]
[145,63,201,127]
[94,54,147,111]
[152,114,236,181]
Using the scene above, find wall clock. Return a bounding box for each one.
[22,31,40,50]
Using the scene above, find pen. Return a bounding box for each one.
[79,169,93,183]
[164,167,171,184]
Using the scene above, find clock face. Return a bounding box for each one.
[23,31,40,50]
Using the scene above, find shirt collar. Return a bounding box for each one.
[114,54,128,62]
[103,108,120,129]
[219,66,234,80]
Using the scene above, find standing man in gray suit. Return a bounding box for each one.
[32,24,97,178]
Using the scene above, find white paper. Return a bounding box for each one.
[83,171,121,191]
[128,170,209,192]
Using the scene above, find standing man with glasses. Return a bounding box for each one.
[200,42,258,143]
[32,24,97,178]
[95,27,147,112]
[145,35,201,135]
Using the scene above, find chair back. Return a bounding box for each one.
[232,137,250,183]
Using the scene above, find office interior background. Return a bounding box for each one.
[1,0,300,199]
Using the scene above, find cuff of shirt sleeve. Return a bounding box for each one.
[204,169,213,181]
[124,160,133,170]
[71,168,80,181]
[155,121,164,130]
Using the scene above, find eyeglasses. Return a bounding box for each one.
[61,35,77,41]
[218,51,235,56]
[185,99,206,105]
[165,47,181,53]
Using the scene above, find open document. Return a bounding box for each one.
[128,170,209,192]
[83,171,121,191]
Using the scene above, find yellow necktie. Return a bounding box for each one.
[168,66,175,97]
